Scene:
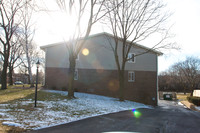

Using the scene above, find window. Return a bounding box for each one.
[128,71,135,82]
[128,53,135,63]
[74,69,78,80]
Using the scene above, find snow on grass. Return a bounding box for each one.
[178,102,184,106]
[195,106,200,111]
[2,121,21,127]
[0,90,152,130]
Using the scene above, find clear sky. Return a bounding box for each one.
[157,0,200,72]
[34,0,200,73]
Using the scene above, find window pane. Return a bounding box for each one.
[132,72,135,81]
[131,54,134,62]
[128,73,131,80]
[128,71,135,82]
[128,53,135,63]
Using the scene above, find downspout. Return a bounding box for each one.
[44,48,47,87]
[156,55,158,106]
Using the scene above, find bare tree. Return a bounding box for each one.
[20,42,40,76]
[159,72,172,91]
[0,0,26,89]
[177,57,200,96]
[19,0,37,87]
[159,57,200,95]
[103,0,174,100]
[0,0,35,89]
[170,63,188,94]
[0,55,2,80]
[159,69,186,92]
[8,33,23,85]
[55,0,108,98]
[0,55,2,71]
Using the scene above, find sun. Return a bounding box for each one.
[53,12,77,40]
[51,11,89,41]
[35,6,90,45]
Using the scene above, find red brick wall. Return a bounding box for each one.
[45,68,69,89]
[45,67,157,106]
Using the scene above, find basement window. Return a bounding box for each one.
[128,71,135,82]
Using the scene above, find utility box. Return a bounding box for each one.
[159,91,176,100]
[193,90,200,97]
[163,94,173,100]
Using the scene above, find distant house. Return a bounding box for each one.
[13,73,29,84]
[41,32,162,106]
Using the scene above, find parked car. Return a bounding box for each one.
[14,81,24,85]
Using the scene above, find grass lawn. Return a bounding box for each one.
[0,86,149,132]
[176,93,191,101]
[0,85,45,133]
[0,87,68,132]
[0,123,26,133]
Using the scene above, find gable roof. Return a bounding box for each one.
[40,32,163,56]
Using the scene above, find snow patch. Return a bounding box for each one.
[178,102,184,106]
[0,112,6,116]
[0,109,11,112]
[0,104,9,107]
[2,121,21,127]
[195,106,200,111]
[0,90,152,129]
[45,90,68,96]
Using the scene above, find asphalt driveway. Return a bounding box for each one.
[29,100,200,133]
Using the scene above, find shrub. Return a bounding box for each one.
[61,87,66,91]
[187,96,200,106]
[74,88,78,92]
[52,86,57,90]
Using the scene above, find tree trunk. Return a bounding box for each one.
[190,89,194,96]
[119,70,125,101]
[183,87,186,95]
[1,60,8,89]
[25,43,34,87]
[8,66,13,85]
[28,74,31,84]
[28,62,34,87]
[67,55,76,99]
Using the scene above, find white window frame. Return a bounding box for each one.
[128,53,135,63]
[74,69,78,80]
[128,71,135,82]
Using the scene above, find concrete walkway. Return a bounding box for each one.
[181,100,200,112]
[29,101,200,133]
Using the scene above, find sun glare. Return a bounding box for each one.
[132,109,142,118]
[51,11,89,41]
[35,1,92,45]
[82,48,89,56]
[54,13,77,40]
